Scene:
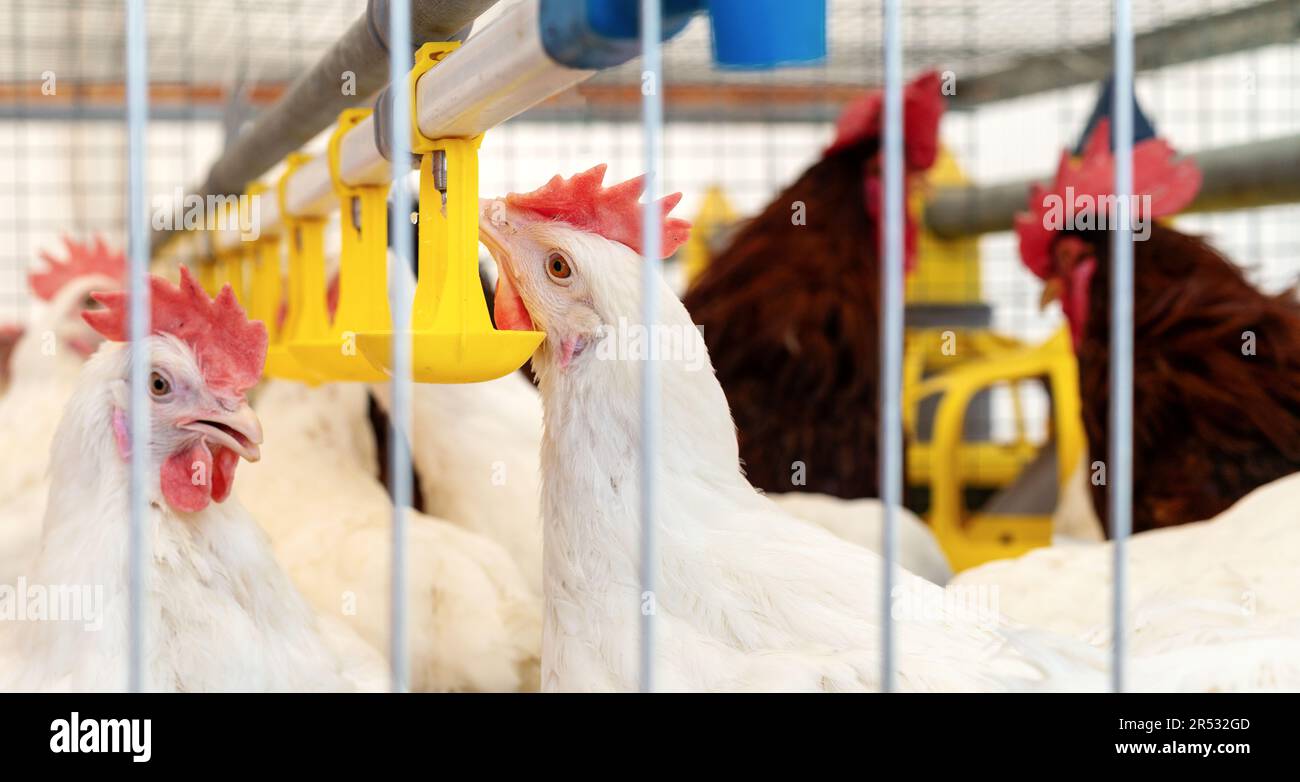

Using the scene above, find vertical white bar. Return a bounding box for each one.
[639,0,663,694]
[1109,0,1134,694]
[388,0,413,693]
[124,0,150,694]
[879,0,904,694]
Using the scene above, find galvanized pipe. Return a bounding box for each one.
[950,0,1300,109]
[924,133,1300,240]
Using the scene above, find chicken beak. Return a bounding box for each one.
[182,402,264,462]
[1039,277,1064,310]
[478,200,510,261]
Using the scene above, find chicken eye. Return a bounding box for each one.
[83,294,100,310]
[149,370,171,398]
[545,251,572,281]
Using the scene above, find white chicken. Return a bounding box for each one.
[0,237,124,585]
[1,243,540,690]
[370,371,546,594]
[239,378,542,692]
[766,492,950,583]
[955,471,1300,657]
[476,165,1300,692]
[373,327,951,590]
[0,270,386,691]
[374,252,950,595]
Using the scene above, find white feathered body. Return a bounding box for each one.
[0,280,108,585]
[377,371,955,594]
[372,373,546,594]
[957,472,1300,653]
[526,232,1100,692]
[766,492,951,584]
[0,346,385,692]
[511,224,1300,692]
[241,380,541,691]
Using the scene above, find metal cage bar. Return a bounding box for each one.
[125,0,150,695]
[639,0,664,695]
[879,0,904,693]
[1110,0,1135,695]
[388,0,415,694]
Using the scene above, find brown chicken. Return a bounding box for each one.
[682,71,945,498]
[1018,120,1300,535]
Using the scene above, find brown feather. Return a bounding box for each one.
[682,142,887,498]
[1072,224,1300,534]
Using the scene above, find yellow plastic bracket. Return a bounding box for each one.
[907,326,1084,571]
[263,153,327,385]
[407,41,460,155]
[202,194,245,297]
[286,109,391,382]
[356,41,544,383]
[248,242,283,343]
[243,182,284,341]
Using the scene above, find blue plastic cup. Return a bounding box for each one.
[707,0,827,69]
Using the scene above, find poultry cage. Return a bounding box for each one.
[0,0,1298,695]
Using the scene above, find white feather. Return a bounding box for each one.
[240,380,541,691]
[1,343,385,691]
[488,220,1300,692]
[766,492,951,584]
[955,471,1300,690]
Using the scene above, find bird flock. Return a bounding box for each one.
[1,79,1298,691]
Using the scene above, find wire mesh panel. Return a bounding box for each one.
[0,0,1298,695]
[0,0,366,323]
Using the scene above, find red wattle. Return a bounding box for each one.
[864,174,918,274]
[1063,257,1097,349]
[494,270,534,332]
[161,441,213,513]
[210,446,239,503]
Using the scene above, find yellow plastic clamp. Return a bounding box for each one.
[287,109,391,382]
[356,41,544,383]
[907,326,1084,571]
[263,153,327,385]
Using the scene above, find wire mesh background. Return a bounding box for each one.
[2,0,1298,446]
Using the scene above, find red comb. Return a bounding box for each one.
[30,235,126,301]
[826,70,946,170]
[82,266,267,396]
[1015,118,1203,279]
[505,164,691,258]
